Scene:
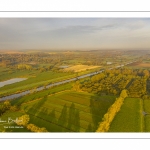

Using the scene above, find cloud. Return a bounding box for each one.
[0,18,150,50]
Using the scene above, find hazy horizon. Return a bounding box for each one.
[1,18,150,50]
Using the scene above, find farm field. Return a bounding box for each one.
[0,67,39,82]
[11,82,73,106]
[0,70,76,97]
[0,65,103,98]
[127,62,150,69]
[63,65,100,72]
[108,98,142,132]
[2,18,150,134]
[8,90,116,132]
[143,99,150,131]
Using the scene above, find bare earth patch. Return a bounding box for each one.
[63,65,100,72]
[129,62,150,68]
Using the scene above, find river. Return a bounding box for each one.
[0,61,135,101]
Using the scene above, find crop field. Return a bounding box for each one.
[63,65,100,72]
[11,83,73,106]
[109,98,142,132]
[143,99,150,131]
[127,62,150,68]
[13,91,116,132]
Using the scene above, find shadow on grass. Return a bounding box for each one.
[26,97,47,115]
[67,103,80,132]
[89,95,115,131]
[86,123,92,132]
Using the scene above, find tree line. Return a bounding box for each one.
[73,68,150,98]
[96,89,128,132]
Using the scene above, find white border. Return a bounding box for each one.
[0,12,150,140]
[0,133,150,138]
[1,12,150,18]
[0,0,150,11]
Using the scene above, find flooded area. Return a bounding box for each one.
[0,78,27,88]
[0,61,135,101]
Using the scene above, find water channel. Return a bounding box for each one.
[0,61,134,101]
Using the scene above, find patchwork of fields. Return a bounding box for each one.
[1,66,150,132]
[108,97,150,132]
[1,75,150,132]
[9,90,116,132]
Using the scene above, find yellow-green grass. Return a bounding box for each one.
[0,67,38,82]
[143,99,150,132]
[0,111,28,132]
[109,98,142,132]
[0,67,100,98]
[19,91,116,132]
[11,83,72,106]
[0,71,75,97]
[63,65,100,72]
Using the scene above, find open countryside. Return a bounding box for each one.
[1,49,150,132]
[1,18,150,132]
[63,65,100,72]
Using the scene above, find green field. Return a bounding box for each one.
[11,82,73,106]
[10,90,116,132]
[143,99,150,131]
[0,67,39,81]
[0,111,29,132]
[0,69,76,97]
[109,98,142,132]
[0,66,102,98]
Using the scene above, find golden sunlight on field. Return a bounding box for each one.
[63,65,100,72]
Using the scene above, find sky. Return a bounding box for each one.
[0,18,150,50]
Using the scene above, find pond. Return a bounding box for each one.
[0,78,27,88]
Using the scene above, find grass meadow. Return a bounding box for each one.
[10,90,116,132]
[0,70,76,97]
[0,111,29,132]
[143,99,150,131]
[0,66,102,97]
[109,98,142,132]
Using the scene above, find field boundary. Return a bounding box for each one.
[21,90,72,106]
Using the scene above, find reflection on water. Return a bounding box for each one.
[0,71,103,101]
[0,78,27,88]
[0,61,135,102]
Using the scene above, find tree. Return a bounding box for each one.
[10,105,19,111]
[15,114,30,126]
[96,89,128,132]
[73,81,81,91]
[143,70,149,78]
[120,89,128,99]
[26,124,47,132]
[3,100,11,110]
